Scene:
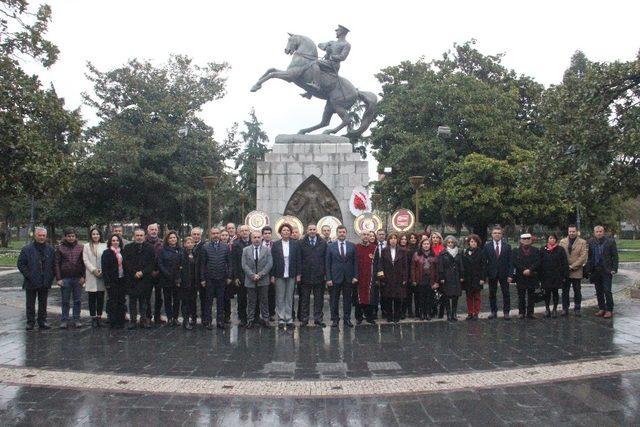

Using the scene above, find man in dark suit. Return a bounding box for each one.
[299,223,328,327]
[200,227,232,329]
[231,225,251,327]
[586,225,618,319]
[326,225,358,328]
[190,227,205,326]
[270,223,302,329]
[483,225,513,320]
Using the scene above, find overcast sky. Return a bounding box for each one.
[28,0,640,171]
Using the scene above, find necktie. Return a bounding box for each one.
[254,246,259,261]
[340,242,345,258]
[311,238,315,247]
[495,242,500,258]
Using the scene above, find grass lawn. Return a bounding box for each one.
[0,252,18,267]
[618,239,640,250]
[620,251,640,263]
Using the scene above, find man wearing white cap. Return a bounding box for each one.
[512,233,541,319]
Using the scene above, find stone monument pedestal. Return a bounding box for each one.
[256,135,369,241]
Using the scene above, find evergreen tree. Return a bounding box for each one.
[235,109,269,209]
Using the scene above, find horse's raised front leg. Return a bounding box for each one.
[250,69,293,92]
[322,106,351,134]
[298,103,333,134]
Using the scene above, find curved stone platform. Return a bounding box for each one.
[0,265,639,425]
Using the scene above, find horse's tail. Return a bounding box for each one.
[347,90,378,141]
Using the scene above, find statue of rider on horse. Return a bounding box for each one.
[250,25,377,140]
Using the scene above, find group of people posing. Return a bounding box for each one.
[16,221,618,331]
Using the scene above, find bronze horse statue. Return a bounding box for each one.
[250,34,377,140]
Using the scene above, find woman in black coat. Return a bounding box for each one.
[438,236,464,321]
[379,233,408,323]
[158,231,183,326]
[179,237,198,330]
[101,234,127,329]
[462,234,486,321]
[403,233,420,318]
[540,233,569,318]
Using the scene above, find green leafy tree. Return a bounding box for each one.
[541,50,640,229]
[74,55,231,229]
[371,41,562,237]
[235,109,269,209]
[0,0,59,66]
[621,197,640,239]
[0,1,82,245]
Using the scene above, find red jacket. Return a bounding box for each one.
[411,250,438,285]
[55,241,85,281]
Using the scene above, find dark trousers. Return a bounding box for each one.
[403,286,418,317]
[488,277,511,314]
[444,295,459,319]
[195,286,207,322]
[146,279,163,320]
[466,289,481,316]
[592,269,614,312]
[236,282,248,323]
[180,288,197,322]
[416,277,434,318]
[268,283,276,317]
[204,280,225,325]
[544,288,559,309]
[224,296,231,321]
[129,291,149,324]
[384,297,402,322]
[107,280,127,327]
[352,287,374,322]
[517,287,535,315]
[380,295,388,318]
[25,287,48,326]
[299,282,325,323]
[163,287,180,321]
[88,291,105,317]
[562,278,582,311]
[330,281,352,322]
[247,285,269,323]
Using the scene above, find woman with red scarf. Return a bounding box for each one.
[540,233,569,318]
[430,232,445,256]
[354,231,377,324]
[430,232,445,318]
[101,234,127,329]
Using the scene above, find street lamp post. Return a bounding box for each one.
[202,176,218,233]
[409,176,424,232]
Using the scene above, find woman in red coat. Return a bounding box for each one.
[354,231,377,324]
[411,238,438,320]
[379,233,408,323]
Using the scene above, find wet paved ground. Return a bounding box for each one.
[0,264,638,426]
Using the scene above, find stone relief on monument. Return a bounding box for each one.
[284,175,342,227]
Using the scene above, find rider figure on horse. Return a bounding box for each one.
[303,25,351,98]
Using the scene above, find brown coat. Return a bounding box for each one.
[559,237,588,279]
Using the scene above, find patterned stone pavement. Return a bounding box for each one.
[0,264,638,425]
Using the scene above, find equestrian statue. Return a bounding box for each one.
[250,25,377,140]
